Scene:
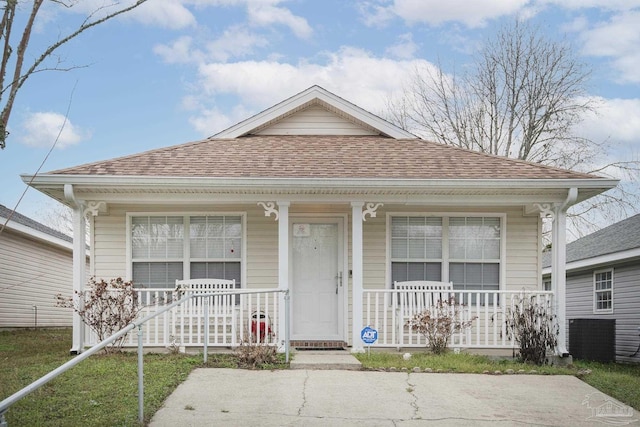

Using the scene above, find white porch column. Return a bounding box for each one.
[549,188,577,356]
[351,202,364,353]
[551,206,569,356]
[277,201,290,348]
[70,204,86,354]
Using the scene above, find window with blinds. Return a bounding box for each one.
[131,215,242,289]
[390,215,502,301]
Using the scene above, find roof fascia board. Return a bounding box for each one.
[46,192,576,206]
[542,247,640,275]
[22,174,619,190]
[212,86,416,139]
[0,215,73,251]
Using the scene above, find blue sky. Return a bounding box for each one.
[2,0,640,224]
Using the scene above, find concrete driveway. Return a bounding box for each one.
[149,369,638,426]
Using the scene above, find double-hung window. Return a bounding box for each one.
[594,269,613,313]
[448,217,501,303]
[130,214,243,289]
[390,215,502,303]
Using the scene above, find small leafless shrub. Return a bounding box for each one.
[234,335,279,368]
[56,277,141,353]
[505,294,558,365]
[406,297,476,355]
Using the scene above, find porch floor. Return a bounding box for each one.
[290,350,362,371]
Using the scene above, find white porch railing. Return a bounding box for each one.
[362,289,554,349]
[84,288,281,348]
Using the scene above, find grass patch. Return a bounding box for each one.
[355,351,640,410]
[0,329,286,426]
[355,351,573,374]
[574,360,640,411]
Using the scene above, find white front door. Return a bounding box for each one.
[291,219,343,340]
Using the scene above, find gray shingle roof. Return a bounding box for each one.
[543,213,640,267]
[0,204,72,243]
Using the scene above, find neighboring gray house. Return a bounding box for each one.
[0,204,79,328]
[543,214,640,363]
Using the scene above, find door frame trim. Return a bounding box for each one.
[289,214,348,341]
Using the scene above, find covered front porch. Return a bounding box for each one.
[66,196,575,355]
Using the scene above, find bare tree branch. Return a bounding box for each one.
[0,0,149,149]
[388,19,639,236]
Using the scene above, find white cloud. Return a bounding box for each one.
[385,33,419,59]
[127,0,196,29]
[360,0,529,28]
[579,11,640,83]
[187,47,436,135]
[206,26,270,62]
[577,97,640,146]
[154,27,269,65]
[247,3,313,38]
[19,112,90,149]
[153,36,203,64]
[539,0,640,11]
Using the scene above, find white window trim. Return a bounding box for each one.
[593,268,614,314]
[126,211,247,287]
[385,212,506,290]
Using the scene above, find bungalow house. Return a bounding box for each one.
[0,204,79,328]
[543,214,640,363]
[23,86,618,353]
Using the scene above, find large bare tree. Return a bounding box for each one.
[388,20,639,237]
[0,0,149,150]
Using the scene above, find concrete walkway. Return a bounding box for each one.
[150,369,639,426]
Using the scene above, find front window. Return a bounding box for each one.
[131,214,243,289]
[390,215,502,302]
[594,270,613,313]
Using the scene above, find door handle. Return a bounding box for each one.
[335,271,343,294]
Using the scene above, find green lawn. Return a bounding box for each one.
[1,329,206,426]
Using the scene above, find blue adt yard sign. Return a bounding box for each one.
[361,326,378,345]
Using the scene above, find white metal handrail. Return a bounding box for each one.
[0,288,290,426]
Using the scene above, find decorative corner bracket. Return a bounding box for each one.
[533,203,555,221]
[363,203,383,222]
[83,201,107,217]
[257,202,279,221]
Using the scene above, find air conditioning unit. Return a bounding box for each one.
[569,318,616,363]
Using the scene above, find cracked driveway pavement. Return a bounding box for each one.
[149,369,639,426]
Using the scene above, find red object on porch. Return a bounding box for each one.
[250,312,272,342]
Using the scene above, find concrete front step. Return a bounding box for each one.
[289,350,362,370]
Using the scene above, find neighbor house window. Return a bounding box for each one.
[543,279,552,291]
[131,215,243,289]
[390,216,502,302]
[594,269,613,313]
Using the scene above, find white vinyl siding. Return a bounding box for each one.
[505,212,540,289]
[0,230,81,328]
[594,269,613,313]
[255,105,379,136]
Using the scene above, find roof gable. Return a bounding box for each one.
[212,85,416,139]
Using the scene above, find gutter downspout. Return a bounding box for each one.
[64,184,86,354]
[552,187,578,356]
